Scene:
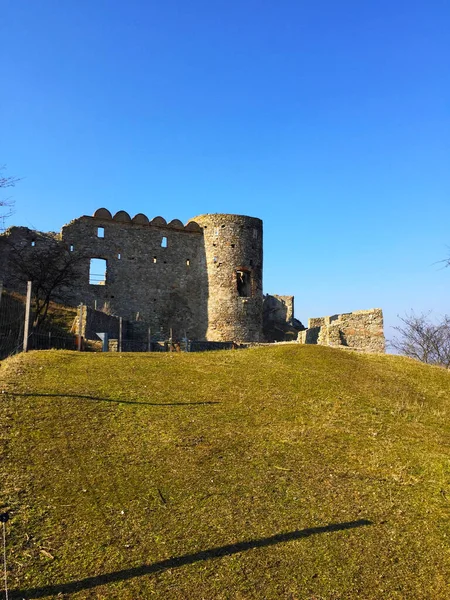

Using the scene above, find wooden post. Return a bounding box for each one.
[148,327,152,352]
[23,281,32,352]
[77,303,84,351]
[119,317,123,352]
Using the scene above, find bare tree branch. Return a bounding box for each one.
[6,234,84,327]
[391,311,450,368]
[0,165,21,229]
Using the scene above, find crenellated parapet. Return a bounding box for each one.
[91,208,202,232]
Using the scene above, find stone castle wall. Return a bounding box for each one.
[193,213,263,342]
[74,305,122,341]
[0,227,59,297]
[263,294,305,342]
[60,208,208,340]
[0,209,265,342]
[299,309,385,353]
[0,208,385,349]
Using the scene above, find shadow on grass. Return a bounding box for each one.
[6,392,219,407]
[13,519,372,599]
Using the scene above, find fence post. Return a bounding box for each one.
[23,281,32,352]
[77,303,84,351]
[119,317,123,352]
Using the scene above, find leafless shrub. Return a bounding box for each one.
[391,311,450,368]
[7,234,84,327]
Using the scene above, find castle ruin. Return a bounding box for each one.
[0,208,385,352]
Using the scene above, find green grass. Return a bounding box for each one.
[0,345,449,599]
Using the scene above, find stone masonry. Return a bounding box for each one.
[298,309,385,353]
[263,294,305,342]
[0,209,264,342]
[0,208,386,349]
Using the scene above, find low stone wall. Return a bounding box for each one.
[73,305,122,341]
[298,309,385,353]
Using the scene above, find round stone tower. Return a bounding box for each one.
[191,213,263,342]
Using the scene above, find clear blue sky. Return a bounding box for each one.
[2,0,449,342]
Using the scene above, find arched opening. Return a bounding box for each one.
[237,270,251,297]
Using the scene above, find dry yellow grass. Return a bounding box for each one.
[0,345,449,599]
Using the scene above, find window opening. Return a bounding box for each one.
[213,256,218,263]
[253,228,258,239]
[214,227,219,236]
[231,244,235,248]
[117,253,121,259]
[97,227,105,238]
[31,240,36,247]
[153,256,157,263]
[186,259,190,266]
[70,244,74,252]
[237,270,251,297]
[161,236,168,248]
[89,258,107,285]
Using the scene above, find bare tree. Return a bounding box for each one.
[0,166,20,230]
[7,234,84,327]
[391,311,450,368]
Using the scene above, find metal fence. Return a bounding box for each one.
[0,285,79,359]
[0,281,240,359]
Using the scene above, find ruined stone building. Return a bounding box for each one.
[0,208,385,351]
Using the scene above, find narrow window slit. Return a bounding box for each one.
[237,270,251,297]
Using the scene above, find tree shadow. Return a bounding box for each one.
[6,392,219,407]
[13,519,372,598]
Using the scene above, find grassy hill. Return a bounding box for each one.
[0,346,449,599]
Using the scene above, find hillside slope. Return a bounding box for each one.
[1,346,449,599]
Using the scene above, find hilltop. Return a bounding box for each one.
[0,346,449,599]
